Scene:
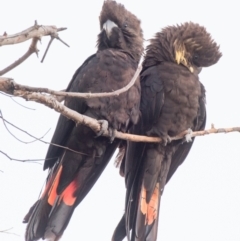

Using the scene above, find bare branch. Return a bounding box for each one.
[0,145,98,164]
[0,91,36,109]
[10,97,36,110]
[0,227,13,232]
[41,36,55,63]
[0,149,91,163]
[0,37,39,76]
[0,150,43,163]
[56,35,70,47]
[54,89,66,102]
[0,76,135,139]
[0,22,67,46]
[0,112,90,156]
[102,125,240,143]
[0,227,20,236]
[0,65,142,101]
[170,125,240,142]
[0,109,50,143]
[41,33,69,63]
[0,76,239,143]
[0,22,68,75]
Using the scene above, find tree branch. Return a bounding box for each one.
[0,113,93,156]
[0,37,39,76]
[0,109,50,144]
[0,227,20,236]
[0,21,68,75]
[0,65,142,99]
[0,21,67,46]
[0,76,239,143]
[41,33,70,63]
[0,150,44,163]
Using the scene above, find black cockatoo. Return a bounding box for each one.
[112,22,222,241]
[23,1,144,240]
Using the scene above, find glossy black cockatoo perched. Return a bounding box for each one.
[112,22,222,241]
[23,1,144,240]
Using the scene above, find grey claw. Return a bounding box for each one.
[95,120,116,143]
[96,120,109,137]
[146,128,171,146]
[162,135,172,146]
[109,128,117,143]
[185,128,193,142]
[166,135,172,143]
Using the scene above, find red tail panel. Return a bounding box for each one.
[47,165,63,206]
[140,183,159,225]
[59,180,77,206]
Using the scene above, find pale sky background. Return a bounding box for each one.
[0,0,240,241]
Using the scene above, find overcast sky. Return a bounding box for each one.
[0,0,240,241]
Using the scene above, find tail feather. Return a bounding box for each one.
[24,140,121,241]
[112,214,126,241]
[43,177,79,240]
[44,199,75,241]
[135,183,161,241]
[22,201,38,224]
[47,165,63,206]
[24,163,78,241]
[115,182,161,241]
[25,197,52,241]
[24,164,61,241]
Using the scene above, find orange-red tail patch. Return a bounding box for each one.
[140,183,159,225]
[59,180,77,206]
[47,165,63,206]
[42,165,78,207]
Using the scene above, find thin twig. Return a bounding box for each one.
[0,113,91,155]
[41,35,54,63]
[41,33,70,62]
[0,227,20,236]
[0,227,13,232]
[0,91,36,109]
[10,97,36,110]
[0,65,142,99]
[56,35,70,47]
[0,150,43,163]
[0,109,48,144]
[56,27,67,32]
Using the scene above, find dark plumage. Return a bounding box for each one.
[23,1,143,241]
[112,22,222,241]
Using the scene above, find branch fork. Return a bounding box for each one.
[0,21,68,76]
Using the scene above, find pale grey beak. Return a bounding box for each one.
[196,67,202,74]
[103,19,118,38]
